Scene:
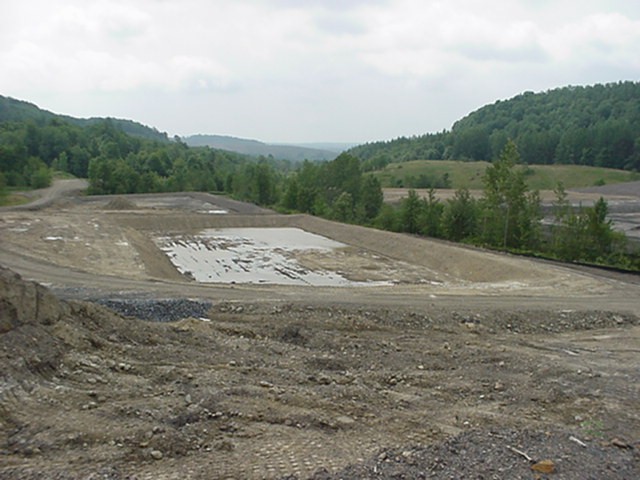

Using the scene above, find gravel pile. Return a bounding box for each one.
[93,298,212,322]
[294,428,639,480]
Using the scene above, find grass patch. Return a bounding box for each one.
[0,189,31,207]
[373,160,639,190]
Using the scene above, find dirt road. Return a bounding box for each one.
[1,179,88,211]
[1,182,639,479]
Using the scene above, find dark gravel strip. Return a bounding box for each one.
[91,298,213,322]
[289,428,639,480]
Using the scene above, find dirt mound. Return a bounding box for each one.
[0,267,124,386]
[104,197,136,210]
[0,266,67,333]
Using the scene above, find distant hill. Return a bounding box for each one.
[279,142,357,153]
[348,81,640,172]
[184,134,341,162]
[0,95,169,143]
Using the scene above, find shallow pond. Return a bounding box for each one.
[157,227,386,286]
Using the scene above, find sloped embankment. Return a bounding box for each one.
[1,266,70,382]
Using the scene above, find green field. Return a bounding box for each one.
[373,160,640,190]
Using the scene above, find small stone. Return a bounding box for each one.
[611,438,632,449]
[216,440,235,452]
[150,450,163,460]
[336,415,355,427]
[81,401,98,410]
[531,459,555,474]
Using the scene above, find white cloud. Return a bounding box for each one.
[546,13,640,67]
[1,0,639,142]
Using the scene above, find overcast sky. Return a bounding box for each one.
[2,1,639,143]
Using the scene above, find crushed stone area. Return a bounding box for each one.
[92,298,214,323]
[299,429,639,479]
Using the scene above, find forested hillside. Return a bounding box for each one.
[349,82,640,171]
[0,97,287,206]
[0,95,169,143]
[0,95,381,218]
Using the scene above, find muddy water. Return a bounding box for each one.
[157,227,390,286]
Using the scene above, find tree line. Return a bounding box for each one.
[349,82,640,172]
[0,117,289,205]
[0,113,382,221]
[279,153,383,223]
[371,141,633,269]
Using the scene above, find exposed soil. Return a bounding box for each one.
[1,183,639,479]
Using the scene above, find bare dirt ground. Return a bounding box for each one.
[1,182,639,479]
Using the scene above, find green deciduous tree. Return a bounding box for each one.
[374,204,399,232]
[442,188,478,241]
[480,140,541,249]
[332,191,354,222]
[400,189,422,234]
[417,189,444,237]
[549,187,626,263]
[358,175,383,221]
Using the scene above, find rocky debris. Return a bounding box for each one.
[2,266,639,480]
[297,429,639,479]
[76,298,640,334]
[150,449,163,460]
[92,298,212,322]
